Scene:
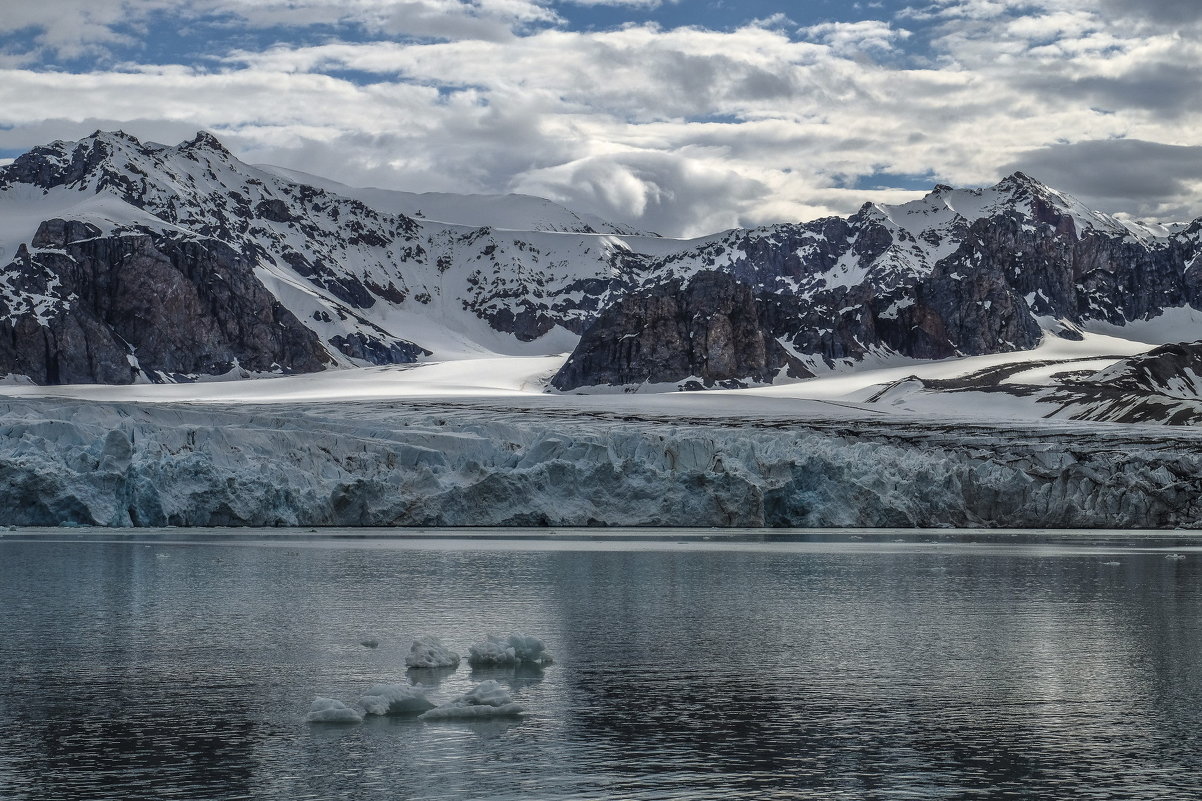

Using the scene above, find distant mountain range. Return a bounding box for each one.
[2,130,1201,396]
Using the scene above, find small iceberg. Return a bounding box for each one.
[405,635,461,669]
[305,697,363,724]
[418,680,525,721]
[360,683,436,716]
[467,634,553,668]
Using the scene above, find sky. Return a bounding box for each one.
[0,0,1200,237]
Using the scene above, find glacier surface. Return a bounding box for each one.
[3,393,1202,528]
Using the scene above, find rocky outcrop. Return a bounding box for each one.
[1019,342,1202,425]
[1089,342,1202,398]
[0,219,330,384]
[552,271,811,390]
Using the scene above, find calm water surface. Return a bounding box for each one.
[0,529,1199,800]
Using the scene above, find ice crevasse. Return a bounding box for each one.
[3,397,1202,528]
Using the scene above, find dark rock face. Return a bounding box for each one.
[552,272,811,390]
[328,332,429,365]
[0,219,330,384]
[1008,342,1202,426]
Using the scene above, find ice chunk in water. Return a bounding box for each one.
[467,636,515,667]
[417,680,525,721]
[359,683,436,716]
[305,697,363,724]
[468,634,553,667]
[507,634,553,665]
[405,635,461,669]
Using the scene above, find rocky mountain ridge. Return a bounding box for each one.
[0,130,668,383]
[3,129,1201,391]
[551,173,1202,390]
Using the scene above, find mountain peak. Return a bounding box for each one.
[995,170,1048,193]
[178,130,231,157]
[86,129,143,146]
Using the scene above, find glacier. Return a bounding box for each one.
[3,390,1202,529]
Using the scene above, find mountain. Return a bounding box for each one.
[256,165,657,237]
[0,130,677,384]
[3,129,1202,393]
[552,173,1202,390]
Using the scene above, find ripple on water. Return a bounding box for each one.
[0,534,1199,800]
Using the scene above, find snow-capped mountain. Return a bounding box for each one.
[3,129,1202,393]
[0,130,676,384]
[552,172,1202,390]
[256,165,657,237]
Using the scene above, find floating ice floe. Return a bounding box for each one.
[305,697,364,724]
[405,635,461,669]
[467,634,553,668]
[360,683,436,716]
[417,680,525,721]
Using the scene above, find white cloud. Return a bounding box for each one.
[801,20,910,54]
[0,0,563,58]
[1,1,1200,234]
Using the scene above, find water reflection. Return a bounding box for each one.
[469,663,547,691]
[405,665,459,688]
[0,536,1198,800]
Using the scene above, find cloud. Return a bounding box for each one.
[1098,0,1202,25]
[0,0,562,59]
[0,0,179,60]
[559,0,666,6]
[512,149,769,237]
[2,0,1202,235]
[1002,138,1202,220]
[1019,60,1202,116]
[223,0,559,41]
[801,20,910,54]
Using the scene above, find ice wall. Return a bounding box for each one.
[1,397,1200,528]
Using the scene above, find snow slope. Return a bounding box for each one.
[257,165,656,236]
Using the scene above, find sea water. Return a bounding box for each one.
[0,529,1199,800]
